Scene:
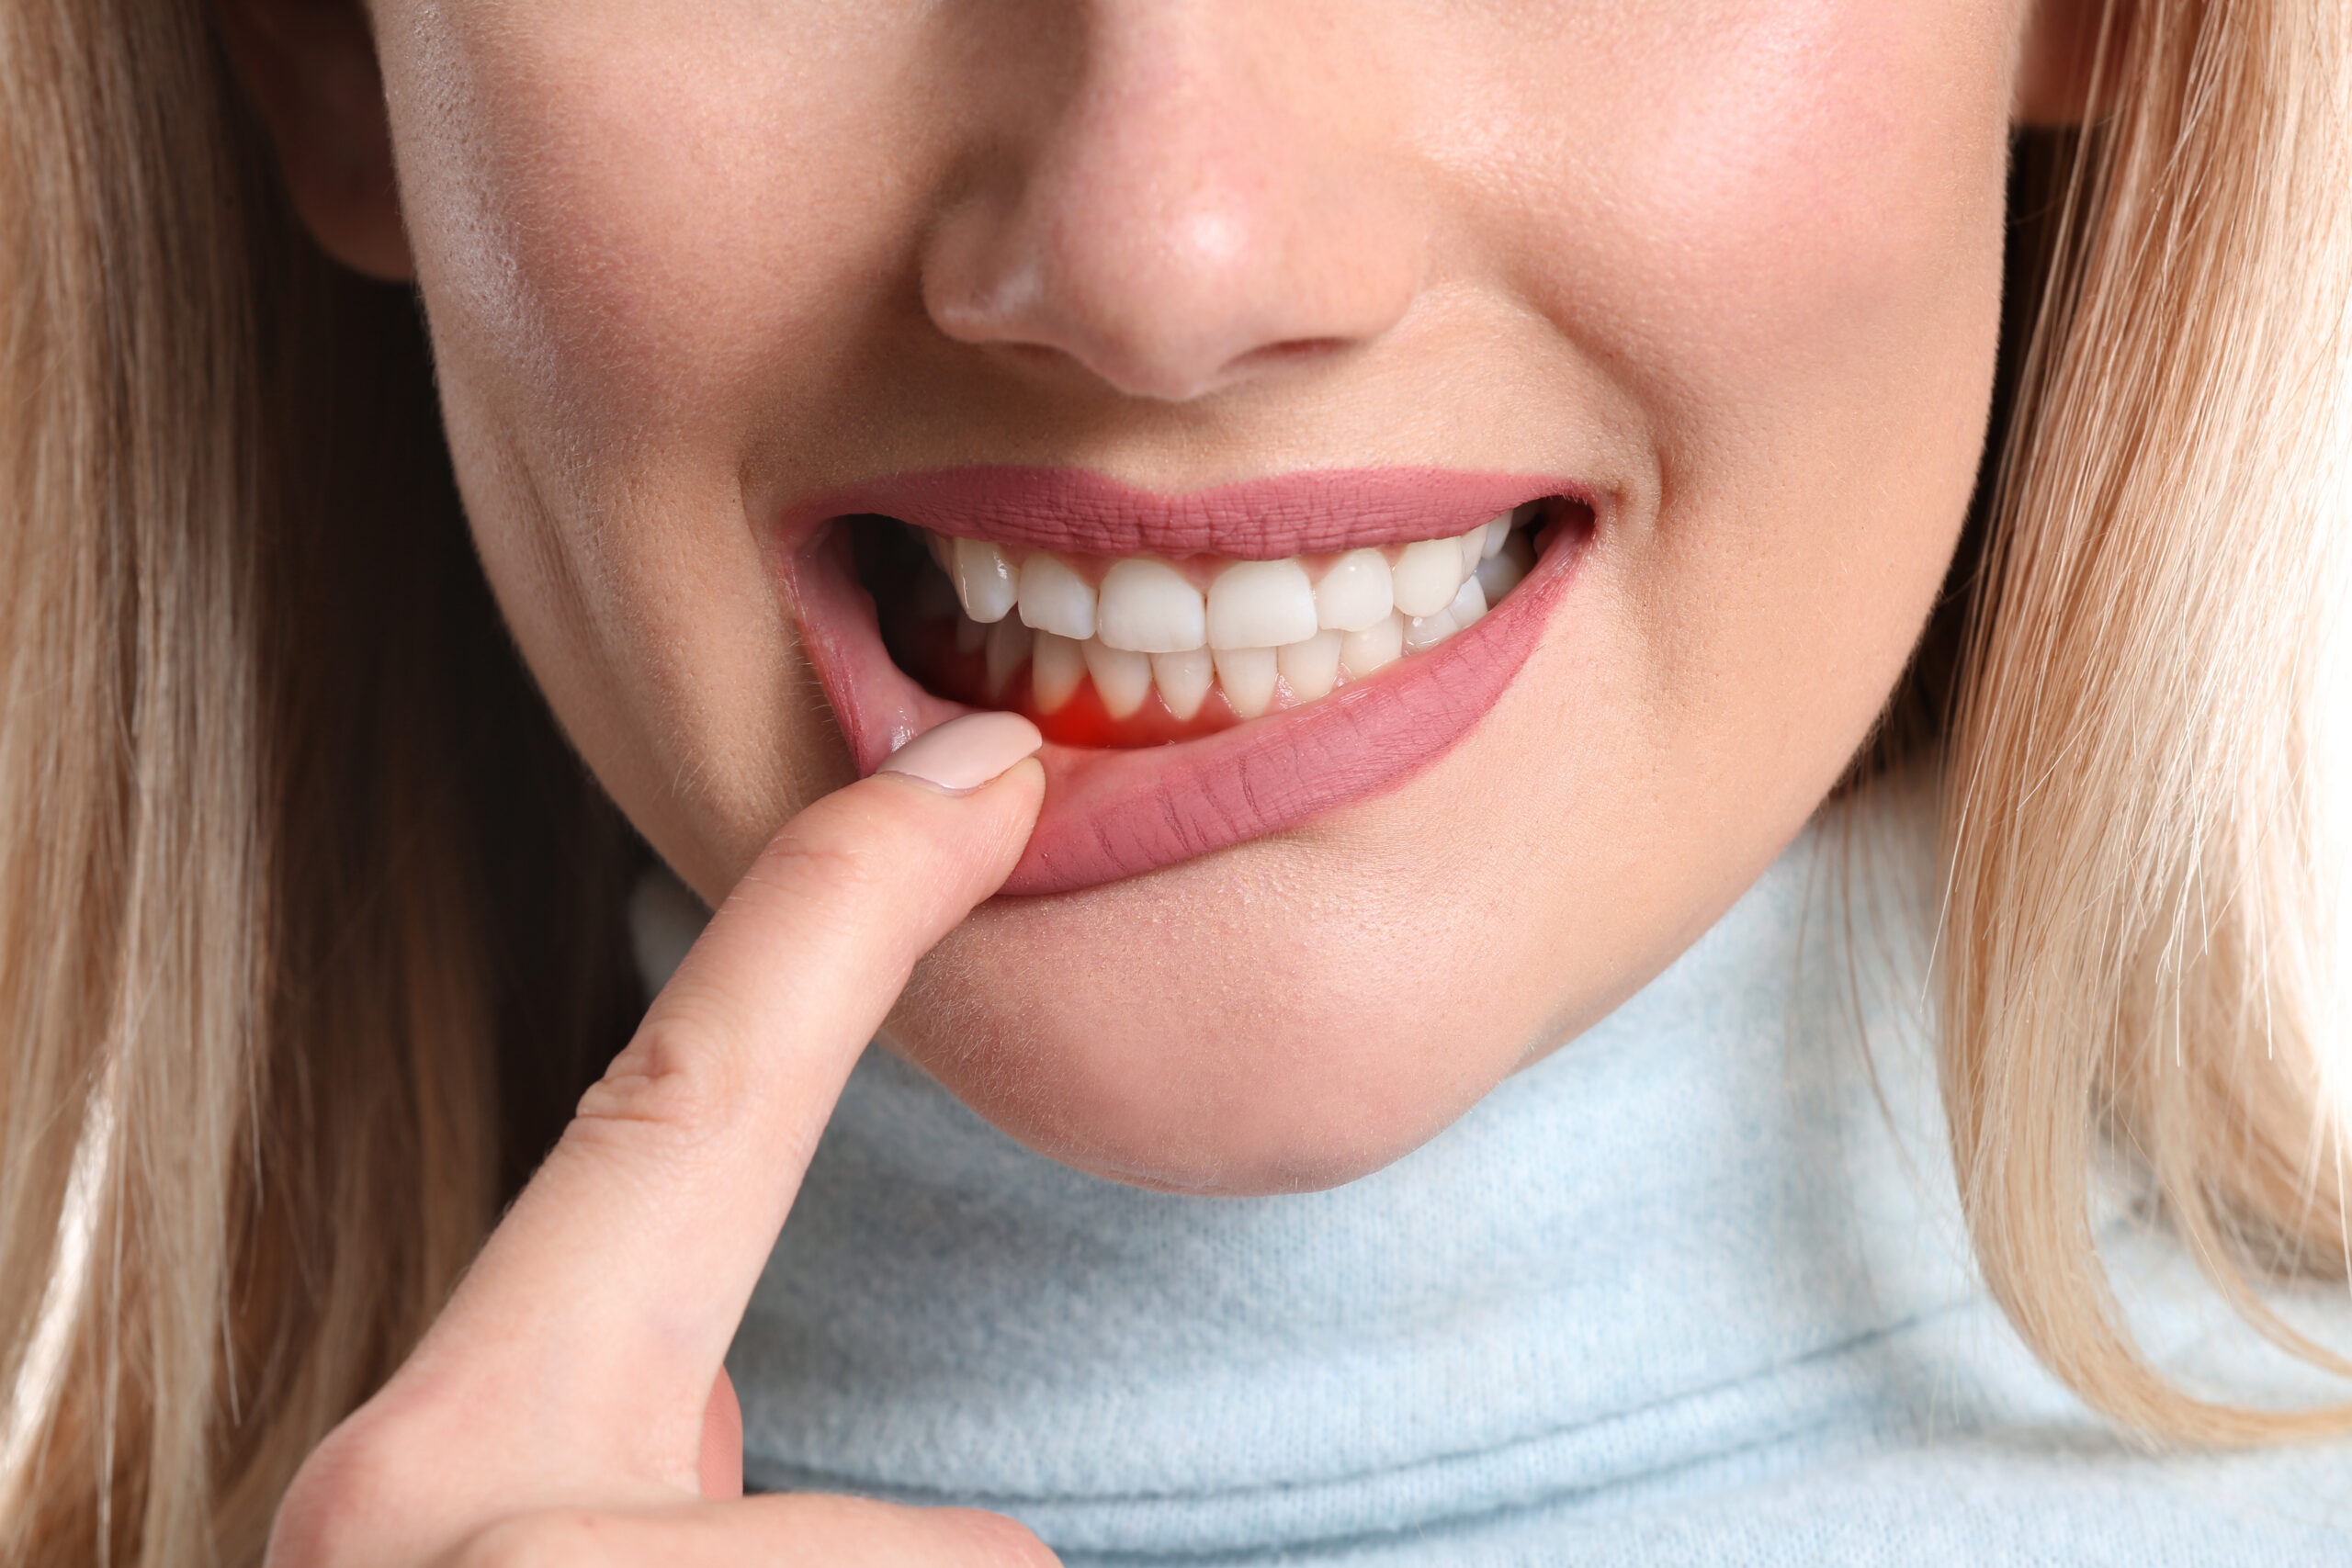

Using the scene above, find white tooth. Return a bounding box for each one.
[984,615,1033,698]
[1206,558,1318,649]
[1082,637,1152,719]
[955,613,989,655]
[1459,527,1488,577]
[1097,558,1207,652]
[1032,630,1085,712]
[1314,548,1395,632]
[953,537,1019,623]
[1340,613,1405,678]
[1392,537,1464,618]
[1403,610,1458,651]
[1482,515,1510,558]
[1476,540,1528,602]
[1214,647,1279,719]
[1017,552,1097,639]
[1277,630,1343,703]
[925,528,954,572]
[1448,575,1488,629]
[1152,649,1214,720]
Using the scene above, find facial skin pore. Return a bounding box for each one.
[226,1,2093,1194]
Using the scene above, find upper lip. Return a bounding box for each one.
[779,465,1588,558]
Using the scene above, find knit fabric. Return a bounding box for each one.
[656,791,2352,1565]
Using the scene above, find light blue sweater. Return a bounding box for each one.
[672,793,2352,1564]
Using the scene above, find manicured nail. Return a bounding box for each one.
[876,712,1044,793]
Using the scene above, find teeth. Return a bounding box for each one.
[921,513,1541,723]
[1206,559,1319,650]
[1277,630,1344,703]
[1081,637,1153,718]
[1476,528,1536,602]
[1098,558,1207,652]
[1018,553,1097,640]
[953,537,1020,623]
[1032,631,1086,712]
[1340,613,1405,678]
[1403,610,1457,652]
[1447,575,1487,630]
[1213,647,1279,718]
[1314,548,1395,632]
[984,615,1033,699]
[1391,536,1465,619]
[1457,525,1489,577]
[1152,648,1214,720]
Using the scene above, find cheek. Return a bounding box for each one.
[1507,2,2009,737]
[379,6,949,881]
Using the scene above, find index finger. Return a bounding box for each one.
[403,713,1045,1490]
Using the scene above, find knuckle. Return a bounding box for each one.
[571,1017,740,1152]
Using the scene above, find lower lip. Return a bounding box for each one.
[781,521,1585,897]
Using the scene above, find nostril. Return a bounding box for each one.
[1228,337,1353,374]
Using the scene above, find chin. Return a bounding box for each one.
[880,792,1589,1197]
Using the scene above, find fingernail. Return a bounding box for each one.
[876,712,1044,793]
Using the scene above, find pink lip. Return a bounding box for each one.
[777,468,1589,896]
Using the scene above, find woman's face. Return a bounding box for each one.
[282,1,2067,1191]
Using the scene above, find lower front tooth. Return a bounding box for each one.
[1277,630,1343,703]
[955,613,989,654]
[985,615,1033,699]
[1082,637,1152,719]
[1403,610,1457,651]
[1033,631,1085,712]
[1214,647,1278,719]
[1152,649,1214,720]
[1340,613,1405,678]
[1447,576,1487,629]
[1476,533,1531,601]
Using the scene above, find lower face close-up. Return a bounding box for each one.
[359,0,2042,1193]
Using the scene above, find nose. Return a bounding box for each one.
[921,4,1425,403]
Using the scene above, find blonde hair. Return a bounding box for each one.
[0,0,2346,1563]
[0,4,641,1562]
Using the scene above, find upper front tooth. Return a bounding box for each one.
[1206,559,1318,649]
[1018,553,1097,640]
[953,537,1019,623]
[1314,549,1395,632]
[1097,558,1207,652]
[1481,515,1510,558]
[1457,526,1488,576]
[1391,537,1464,618]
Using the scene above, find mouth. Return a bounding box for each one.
[777,468,1593,895]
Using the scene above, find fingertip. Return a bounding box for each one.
[876,711,1044,793]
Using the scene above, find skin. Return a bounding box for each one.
[216,1,2098,1558]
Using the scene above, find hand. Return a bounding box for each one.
[266,714,1058,1567]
